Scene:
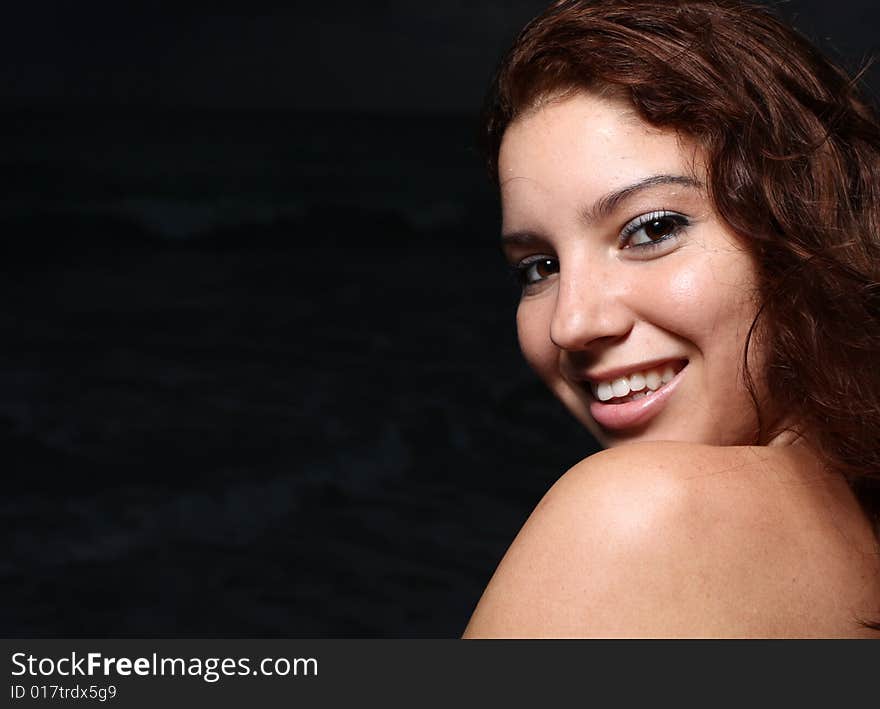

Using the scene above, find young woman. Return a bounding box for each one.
[463,0,880,638]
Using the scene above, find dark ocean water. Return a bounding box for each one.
[0,110,597,637]
[0,110,496,240]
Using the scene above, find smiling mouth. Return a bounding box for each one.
[587,359,688,404]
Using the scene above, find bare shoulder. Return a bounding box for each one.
[463,441,880,638]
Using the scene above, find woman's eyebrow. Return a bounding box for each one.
[500,174,703,248]
[500,230,544,249]
[583,174,703,223]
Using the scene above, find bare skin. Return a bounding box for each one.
[464,92,880,638]
[463,441,880,638]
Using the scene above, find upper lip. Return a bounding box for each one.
[577,357,688,384]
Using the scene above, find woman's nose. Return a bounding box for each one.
[549,267,633,351]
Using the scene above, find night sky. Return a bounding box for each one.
[1,1,548,112]
[1,1,878,113]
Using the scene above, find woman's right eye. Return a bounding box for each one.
[514,256,559,288]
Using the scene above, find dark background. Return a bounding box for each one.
[3,1,879,637]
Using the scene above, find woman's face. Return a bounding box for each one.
[499,91,765,448]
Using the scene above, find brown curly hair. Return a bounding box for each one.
[482,0,880,531]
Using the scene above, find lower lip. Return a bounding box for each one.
[588,365,687,431]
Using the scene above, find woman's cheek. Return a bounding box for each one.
[516,300,557,380]
[653,262,734,337]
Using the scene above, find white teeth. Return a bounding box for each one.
[611,378,630,398]
[645,370,662,391]
[628,372,646,392]
[590,362,685,402]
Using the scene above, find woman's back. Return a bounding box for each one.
[464,441,880,637]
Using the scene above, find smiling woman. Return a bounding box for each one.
[463,0,880,638]
[500,96,764,446]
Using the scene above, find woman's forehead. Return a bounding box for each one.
[498,92,705,207]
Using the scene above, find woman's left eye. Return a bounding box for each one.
[620,210,689,249]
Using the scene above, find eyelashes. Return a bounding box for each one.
[510,255,559,288]
[509,209,690,291]
[619,210,690,249]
